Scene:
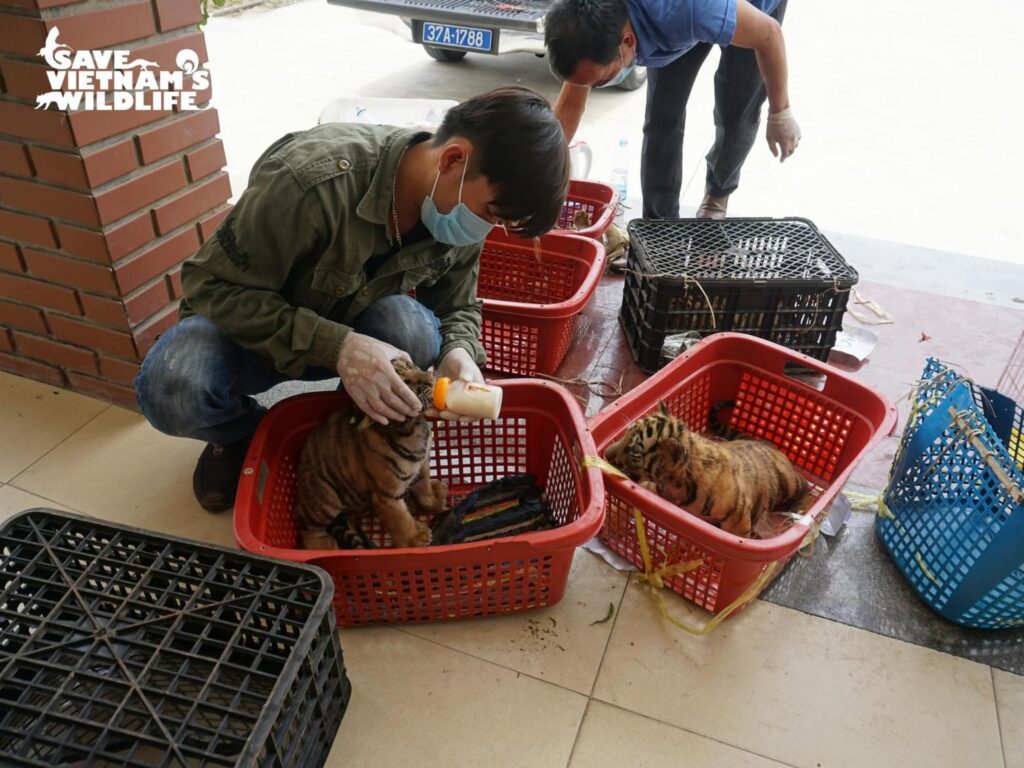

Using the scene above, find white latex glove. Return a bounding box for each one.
[424,347,484,421]
[766,107,801,162]
[336,331,422,425]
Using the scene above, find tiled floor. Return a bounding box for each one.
[1,266,1022,767]
[3,1,1023,762]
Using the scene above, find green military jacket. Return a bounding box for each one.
[180,123,485,378]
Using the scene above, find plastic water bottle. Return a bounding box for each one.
[423,108,445,129]
[354,105,376,124]
[610,137,629,226]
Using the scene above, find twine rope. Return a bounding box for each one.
[847,286,895,325]
[580,455,814,635]
[538,369,625,399]
[618,268,718,330]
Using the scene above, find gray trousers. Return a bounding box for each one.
[641,0,788,218]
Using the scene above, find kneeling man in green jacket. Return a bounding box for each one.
[135,86,570,512]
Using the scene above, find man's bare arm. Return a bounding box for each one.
[730,0,800,161]
[554,82,590,143]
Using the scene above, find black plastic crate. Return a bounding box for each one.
[0,509,350,768]
[619,217,858,371]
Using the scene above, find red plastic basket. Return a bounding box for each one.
[555,179,618,240]
[478,229,606,376]
[234,380,605,627]
[588,333,897,616]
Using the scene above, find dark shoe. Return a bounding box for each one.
[696,193,729,220]
[193,437,251,512]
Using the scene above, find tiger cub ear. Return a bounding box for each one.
[657,401,671,418]
[391,358,415,377]
[659,436,686,463]
[348,411,374,430]
[392,357,432,381]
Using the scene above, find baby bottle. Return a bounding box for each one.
[432,377,503,420]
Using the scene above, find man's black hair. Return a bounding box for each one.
[545,0,629,81]
[433,86,570,239]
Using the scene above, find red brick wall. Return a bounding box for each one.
[0,0,231,409]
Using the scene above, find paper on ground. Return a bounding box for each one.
[582,537,637,571]
[832,326,880,362]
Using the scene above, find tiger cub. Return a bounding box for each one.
[604,401,808,538]
[293,359,447,550]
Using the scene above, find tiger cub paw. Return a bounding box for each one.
[301,529,339,550]
[415,479,449,515]
[411,520,433,547]
[394,520,433,548]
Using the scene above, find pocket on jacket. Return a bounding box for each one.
[402,255,452,290]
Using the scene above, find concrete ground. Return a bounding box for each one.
[2,2,1023,767]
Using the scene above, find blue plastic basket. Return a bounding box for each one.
[876,359,1024,629]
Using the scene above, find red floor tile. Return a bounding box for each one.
[848,281,1023,385]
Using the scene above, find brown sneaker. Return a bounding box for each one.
[696,193,729,219]
[192,437,251,512]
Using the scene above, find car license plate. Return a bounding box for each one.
[419,22,494,52]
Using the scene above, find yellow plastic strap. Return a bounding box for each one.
[582,455,782,636]
[631,508,779,636]
[798,517,823,557]
[842,490,896,520]
[779,512,822,557]
[842,490,881,512]
[581,455,629,480]
[915,552,941,587]
[875,496,896,520]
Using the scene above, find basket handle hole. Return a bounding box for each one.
[783,362,828,392]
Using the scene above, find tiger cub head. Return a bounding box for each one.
[604,401,684,482]
[392,358,436,413]
[652,437,695,506]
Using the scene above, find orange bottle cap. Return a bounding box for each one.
[433,377,450,412]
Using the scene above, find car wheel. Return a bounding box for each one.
[615,66,647,91]
[423,45,467,62]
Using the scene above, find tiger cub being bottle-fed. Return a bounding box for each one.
[293,359,447,550]
[604,402,809,539]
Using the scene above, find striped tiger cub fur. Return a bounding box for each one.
[604,401,808,538]
[293,359,447,550]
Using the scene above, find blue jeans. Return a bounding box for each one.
[135,295,442,446]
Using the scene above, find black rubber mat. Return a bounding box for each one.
[761,505,1024,676]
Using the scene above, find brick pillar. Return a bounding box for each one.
[0,0,231,409]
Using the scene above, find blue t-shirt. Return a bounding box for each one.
[627,0,781,68]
